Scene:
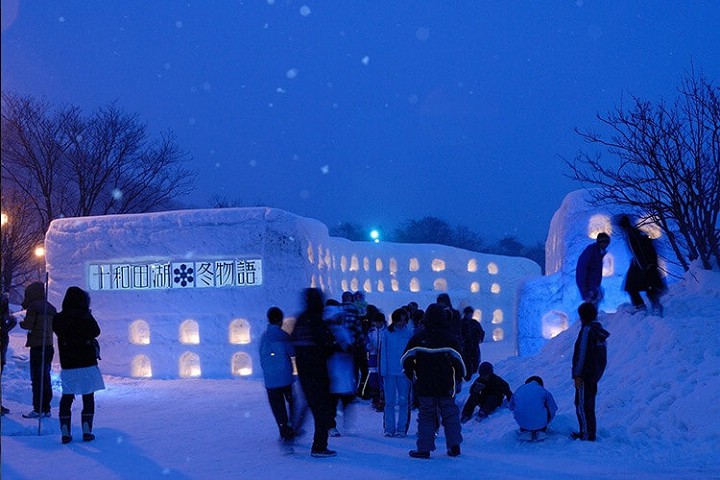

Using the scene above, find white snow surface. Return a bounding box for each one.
[1,265,718,479]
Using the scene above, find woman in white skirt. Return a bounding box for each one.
[52,286,105,444]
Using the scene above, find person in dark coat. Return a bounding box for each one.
[1,293,18,415]
[575,233,610,306]
[571,302,610,442]
[401,303,465,459]
[259,306,297,443]
[53,286,105,444]
[290,288,339,458]
[461,362,512,423]
[19,281,57,418]
[617,215,667,315]
[460,306,485,382]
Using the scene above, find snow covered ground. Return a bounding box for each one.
[1,265,719,479]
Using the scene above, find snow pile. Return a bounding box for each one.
[1,265,718,479]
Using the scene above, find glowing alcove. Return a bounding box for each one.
[377,280,385,292]
[492,309,504,324]
[131,354,153,378]
[491,283,501,294]
[541,310,569,339]
[232,352,253,376]
[602,253,615,277]
[229,319,251,345]
[180,319,200,345]
[471,281,480,293]
[363,279,372,293]
[487,262,499,275]
[310,274,317,288]
[179,352,201,378]
[350,255,359,271]
[433,278,447,291]
[363,257,370,272]
[375,258,383,272]
[409,258,419,272]
[306,243,314,264]
[350,277,359,291]
[341,256,348,272]
[473,309,482,322]
[409,277,420,292]
[431,259,446,272]
[391,279,399,292]
[467,258,478,273]
[129,319,151,345]
[389,258,398,274]
[341,279,349,291]
[587,214,612,239]
[492,328,504,342]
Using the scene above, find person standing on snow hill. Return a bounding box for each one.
[1,293,18,415]
[53,286,105,444]
[576,232,610,307]
[259,306,297,444]
[291,288,339,458]
[509,376,558,441]
[460,306,485,382]
[402,303,465,459]
[19,281,57,419]
[616,215,667,316]
[571,302,609,442]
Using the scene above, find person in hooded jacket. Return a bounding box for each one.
[571,302,610,442]
[402,303,465,459]
[290,288,339,458]
[53,286,105,444]
[259,306,297,443]
[509,376,558,441]
[19,281,57,418]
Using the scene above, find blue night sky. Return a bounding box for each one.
[2,1,718,244]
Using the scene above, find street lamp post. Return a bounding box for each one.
[34,245,45,281]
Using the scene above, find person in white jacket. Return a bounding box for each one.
[378,308,413,437]
[509,376,558,441]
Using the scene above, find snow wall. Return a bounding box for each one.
[517,189,683,356]
[44,207,540,379]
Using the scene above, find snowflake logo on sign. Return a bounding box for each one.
[173,263,195,287]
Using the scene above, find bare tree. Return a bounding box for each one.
[567,69,720,271]
[1,92,197,290]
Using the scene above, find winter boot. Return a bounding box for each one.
[60,415,72,444]
[82,413,95,442]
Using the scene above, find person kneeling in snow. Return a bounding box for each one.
[460,362,512,423]
[509,376,557,441]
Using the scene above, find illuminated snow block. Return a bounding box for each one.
[45,206,541,378]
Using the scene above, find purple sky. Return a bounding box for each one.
[2,1,719,243]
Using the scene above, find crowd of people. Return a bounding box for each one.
[259,287,566,459]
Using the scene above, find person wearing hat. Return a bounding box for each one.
[576,232,611,306]
[460,361,512,423]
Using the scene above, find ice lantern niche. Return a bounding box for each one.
[179,352,201,378]
[542,310,569,339]
[129,319,151,345]
[229,319,251,344]
[180,319,200,344]
[131,355,153,378]
[232,352,253,376]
